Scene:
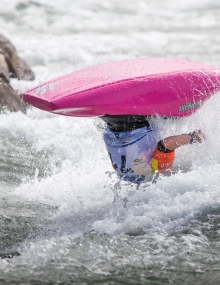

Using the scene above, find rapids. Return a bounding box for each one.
[1,0,220,284]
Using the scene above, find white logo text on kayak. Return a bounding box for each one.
[34,82,59,96]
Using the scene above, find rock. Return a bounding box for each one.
[0,34,35,113]
[0,79,26,113]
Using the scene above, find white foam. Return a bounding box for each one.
[7,91,219,237]
[0,0,220,280]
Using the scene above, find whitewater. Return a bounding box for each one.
[1,0,220,284]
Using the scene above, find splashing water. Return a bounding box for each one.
[1,0,220,284]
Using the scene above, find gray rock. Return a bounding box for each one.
[0,78,26,113]
[0,34,35,113]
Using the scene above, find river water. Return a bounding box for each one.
[1,0,220,284]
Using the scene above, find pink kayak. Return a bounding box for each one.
[23,58,220,117]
